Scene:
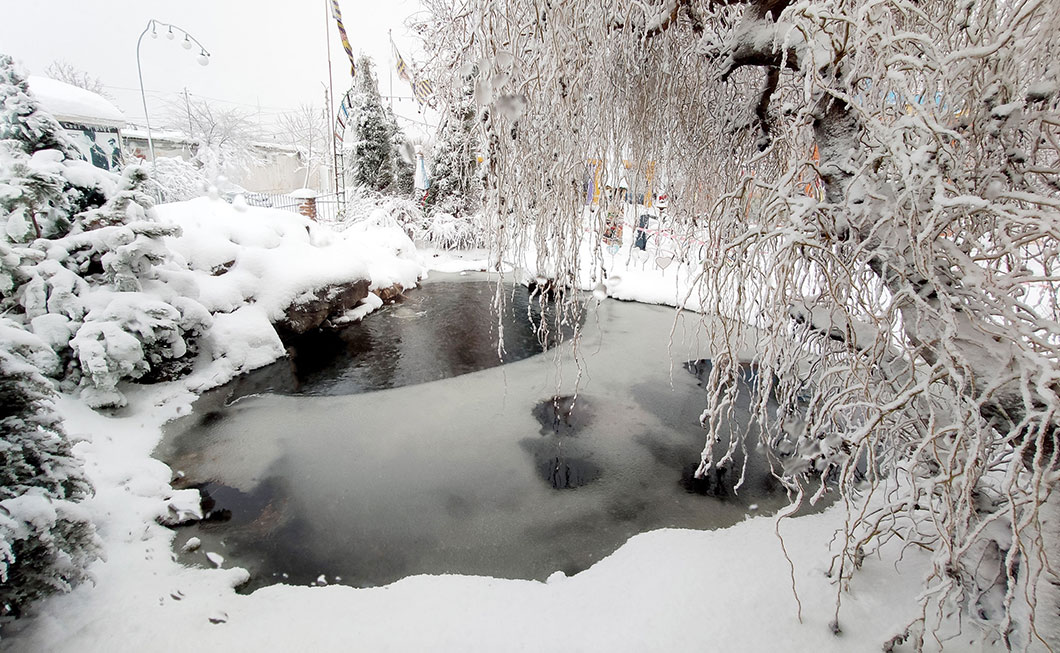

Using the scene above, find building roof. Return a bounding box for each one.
[27,76,126,129]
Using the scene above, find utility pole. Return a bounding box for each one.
[182,87,194,136]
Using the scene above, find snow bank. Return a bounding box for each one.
[161,198,420,318]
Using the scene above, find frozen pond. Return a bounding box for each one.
[157,273,792,591]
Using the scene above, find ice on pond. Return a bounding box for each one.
[157,274,797,591]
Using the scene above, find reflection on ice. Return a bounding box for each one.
[158,274,799,592]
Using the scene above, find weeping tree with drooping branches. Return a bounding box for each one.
[420,0,1060,648]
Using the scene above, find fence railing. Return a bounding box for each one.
[243,191,345,224]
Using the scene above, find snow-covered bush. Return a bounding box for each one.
[0,321,98,618]
[337,185,488,249]
[415,209,490,250]
[71,291,208,407]
[0,54,210,407]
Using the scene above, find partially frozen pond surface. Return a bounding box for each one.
[157,273,793,592]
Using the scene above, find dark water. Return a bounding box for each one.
[158,276,804,592]
[214,278,575,399]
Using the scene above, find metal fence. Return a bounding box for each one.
[243,191,344,223]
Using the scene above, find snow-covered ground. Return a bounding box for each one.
[2,202,1003,652]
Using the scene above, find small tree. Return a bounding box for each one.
[0,56,75,157]
[347,56,395,191]
[278,104,329,188]
[428,77,480,212]
[167,96,260,181]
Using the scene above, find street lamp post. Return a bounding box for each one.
[136,19,211,168]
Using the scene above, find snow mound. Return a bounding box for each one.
[156,197,423,390]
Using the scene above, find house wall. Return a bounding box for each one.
[122,136,327,194]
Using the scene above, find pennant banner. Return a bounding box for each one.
[391,37,411,84]
[330,0,356,78]
[413,78,434,106]
[391,37,434,108]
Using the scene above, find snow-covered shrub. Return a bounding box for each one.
[416,209,490,250]
[340,186,488,249]
[340,186,419,231]
[0,325,98,618]
[70,290,209,407]
[0,55,210,407]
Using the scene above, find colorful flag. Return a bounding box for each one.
[412,78,434,107]
[391,36,433,108]
[330,0,356,78]
[391,37,411,84]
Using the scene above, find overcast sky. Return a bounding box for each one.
[1,0,438,139]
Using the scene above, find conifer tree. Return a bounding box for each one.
[0,54,72,157]
[345,56,415,196]
[348,57,396,192]
[0,324,98,618]
[427,79,479,212]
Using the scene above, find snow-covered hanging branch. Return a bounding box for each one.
[422,0,1060,647]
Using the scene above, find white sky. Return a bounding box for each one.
[1,0,438,140]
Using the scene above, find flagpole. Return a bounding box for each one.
[325,0,338,197]
[388,29,394,111]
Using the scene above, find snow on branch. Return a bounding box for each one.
[424,0,1060,645]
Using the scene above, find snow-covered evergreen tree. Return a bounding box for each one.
[346,56,414,196]
[427,78,480,213]
[0,322,98,618]
[347,57,395,192]
[0,55,72,157]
